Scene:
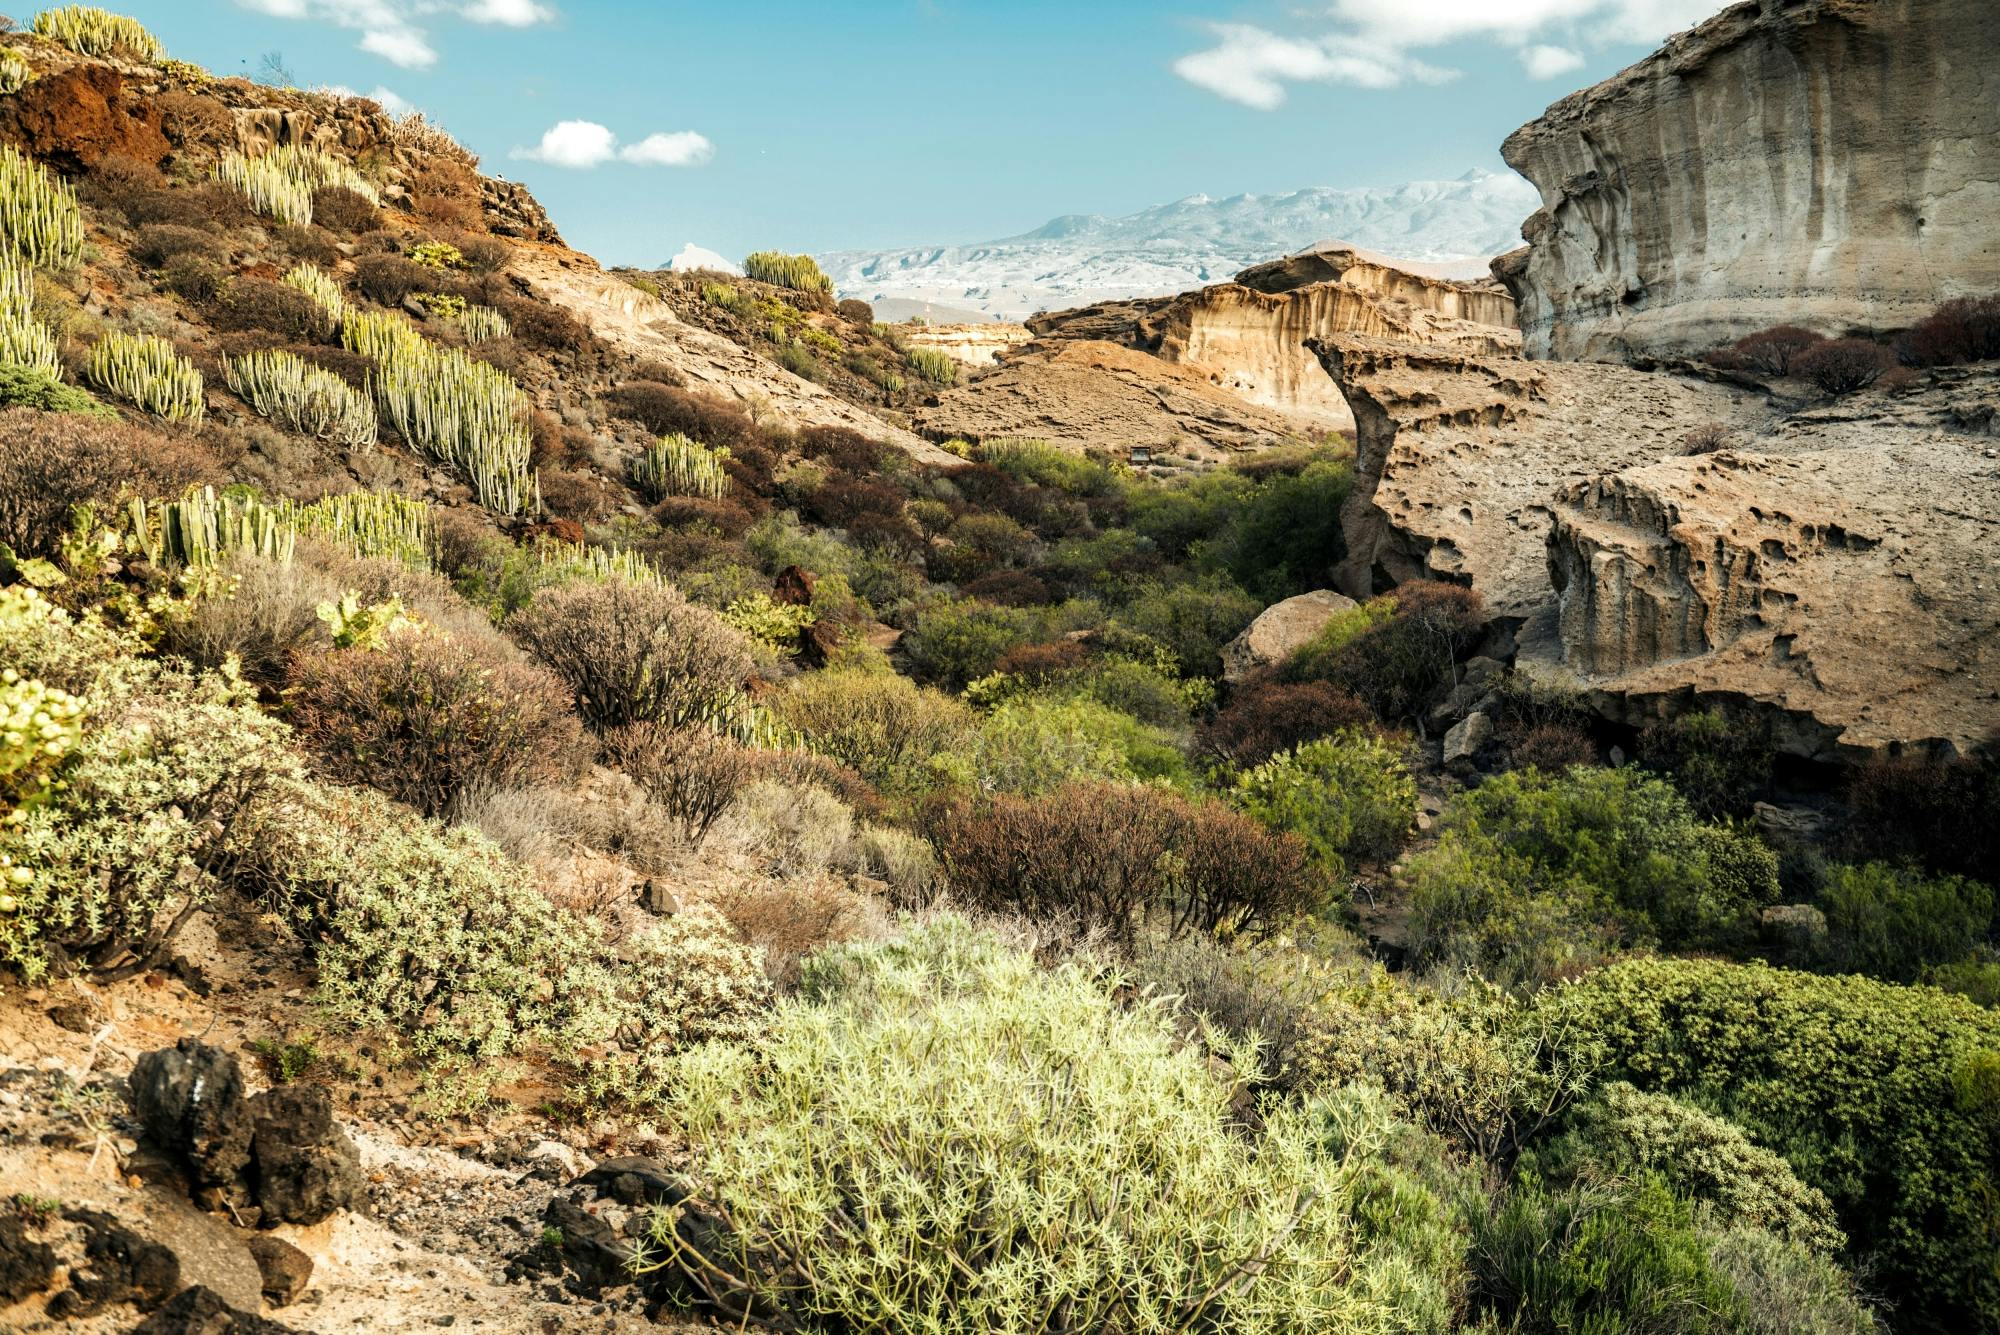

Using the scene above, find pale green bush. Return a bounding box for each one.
[1231,730,1416,878]
[86,331,204,423]
[0,144,84,270]
[718,778,856,878]
[0,669,82,810]
[765,668,972,795]
[30,6,163,61]
[638,916,1469,1333]
[854,825,939,907]
[225,348,376,449]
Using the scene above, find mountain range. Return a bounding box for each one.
[812,170,1540,321]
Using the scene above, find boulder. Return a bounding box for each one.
[1221,590,1358,683]
[129,1284,306,1334]
[1443,712,1493,767]
[0,1215,57,1303]
[244,1235,313,1308]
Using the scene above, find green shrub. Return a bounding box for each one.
[1205,456,1354,601]
[30,6,164,61]
[959,693,1188,794]
[1636,709,1772,818]
[1816,860,1994,983]
[906,344,958,385]
[1117,577,1261,678]
[1,597,297,985]
[85,331,205,423]
[1282,596,1396,681]
[1700,1224,1879,1335]
[718,777,857,879]
[0,670,82,811]
[0,364,115,416]
[637,917,1468,1333]
[922,781,1314,943]
[224,348,376,449]
[1560,1083,1845,1252]
[741,250,831,294]
[1230,730,1416,879]
[286,627,586,817]
[1549,956,2000,1329]
[766,668,972,796]
[900,598,1036,689]
[1403,767,1778,983]
[0,145,83,271]
[407,240,466,270]
[1289,581,1484,724]
[975,437,1119,496]
[509,577,753,734]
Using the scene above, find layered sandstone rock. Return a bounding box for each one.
[1495,0,2000,361]
[899,322,1035,367]
[1316,329,2000,757]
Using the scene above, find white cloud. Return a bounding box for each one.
[511,119,618,168]
[1175,0,1725,104]
[512,121,713,169]
[619,131,715,168]
[1520,43,1587,78]
[233,0,556,68]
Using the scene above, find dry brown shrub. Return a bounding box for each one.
[309,185,379,233]
[711,875,871,987]
[602,721,754,848]
[1197,678,1376,766]
[0,409,216,557]
[1795,338,1896,395]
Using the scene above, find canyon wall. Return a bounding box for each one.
[1496,0,2000,361]
[898,322,1035,367]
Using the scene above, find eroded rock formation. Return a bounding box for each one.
[899,322,1035,367]
[1496,0,2000,361]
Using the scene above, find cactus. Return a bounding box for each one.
[344,309,536,516]
[742,250,833,295]
[0,265,62,381]
[223,348,376,450]
[292,491,436,570]
[907,345,958,386]
[281,261,347,327]
[215,144,378,227]
[631,432,731,502]
[0,51,35,95]
[452,304,510,343]
[86,331,204,423]
[532,536,663,588]
[0,144,84,271]
[30,6,163,62]
[126,487,296,569]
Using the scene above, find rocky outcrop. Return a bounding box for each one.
[1222,590,1359,682]
[899,322,1035,367]
[1317,329,2000,757]
[913,339,1315,459]
[1495,0,2000,361]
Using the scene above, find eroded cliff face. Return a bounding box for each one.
[1496,0,2000,361]
[898,322,1035,367]
[1316,329,2000,758]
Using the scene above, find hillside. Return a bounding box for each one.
[1,7,1999,1335]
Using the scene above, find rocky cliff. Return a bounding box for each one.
[1316,332,2000,758]
[1495,0,2000,361]
[898,321,1035,367]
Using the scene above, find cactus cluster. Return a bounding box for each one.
[344,309,536,515]
[452,304,510,343]
[126,487,296,569]
[30,6,163,62]
[630,432,731,502]
[0,51,35,95]
[532,536,663,588]
[224,349,376,450]
[0,144,84,271]
[906,345,959,386]
[0,265,62,381]
[742,250,833,295]
[292,491,437,570]
[282,262,348,327]
[215,145,379,227]
[86,331,204,423]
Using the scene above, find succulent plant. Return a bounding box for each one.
[223,348,376,450]
[86,331,204,423]
[215,144,379,227]
[30,6,163,62]
[292,491,437,570]
[0,144,84,271]
[907,345,959,386]
[126,486,296,569]
[0,50,36,95]
[0,265,63,381]
[630,432,731,501]
[743,250,834,294]
[282,261,348,327]
[452,304,510,343]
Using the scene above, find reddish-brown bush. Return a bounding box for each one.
[994,638,1088,680]
[607,381,756,446]
[1715,324,1825,376]
[836,298,874,325]
[132,223,222,267]
[0,410,215,557]
[1795,338,1896,395]
[84,157,249,229]
[309,185,379,233]
[277,224,340,268]
[509,578,754,732]
[499,296,595,357]
[155,89,235,155]
[652,494,758,538]
[960,569,1052,606]
[451,233,514,275]
[206,278,332,341]
[806,476,906,531]
[1291,580,1486,725]
[287,630,586,817]
[921,782,1315,943]
[1509,722,1598,774]
[1902,295,2000,367]
[798,425,886,472]
[1843,745,2000,885]
[1196,678,1375,766]
[354,254,445,308]
[161,254,226,303]
[538,468,618,522]
[602,721,753,848]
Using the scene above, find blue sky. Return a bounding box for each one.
[108,1,1724,266]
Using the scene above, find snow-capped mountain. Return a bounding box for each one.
[818,170,1539,321]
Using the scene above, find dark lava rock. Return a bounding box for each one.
[249,1086,363,1226]
[128,1283,308,1334]
[0,1214,58,1302]
[47,1209,179,1319]
[244,1234,312,1307]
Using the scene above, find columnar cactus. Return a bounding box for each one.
[215,145,379,227]
[0,265,63,381]
[86,332,204,423]
[30,6,163,62]
[224,348,376,450]
[631,432,732,501]
[282,262,348,327]
[742,250,834,294]
[0,144,84,271]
